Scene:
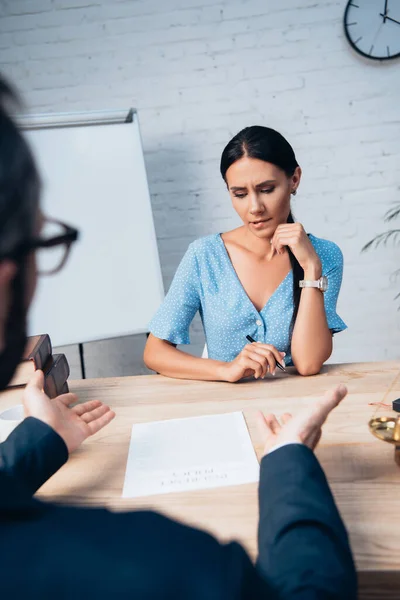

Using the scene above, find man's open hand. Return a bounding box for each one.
[23,370,115,453]
[258,384,348,456]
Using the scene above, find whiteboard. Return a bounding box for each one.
[21,110,164,347]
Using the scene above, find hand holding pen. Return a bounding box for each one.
[246,335,287,373]
[218,337,286,382]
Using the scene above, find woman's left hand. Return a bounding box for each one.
[271,222,321,275]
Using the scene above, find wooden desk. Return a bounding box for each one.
[3,362,400,598]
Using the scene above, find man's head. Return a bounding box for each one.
[0,76,41,389]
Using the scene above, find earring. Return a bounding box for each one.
[292,189,297,196]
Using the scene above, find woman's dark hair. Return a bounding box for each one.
[220,126,303,332]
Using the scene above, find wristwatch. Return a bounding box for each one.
[299,275,328,292]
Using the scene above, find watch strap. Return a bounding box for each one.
[299,280,319,288]
[299,276,328,292]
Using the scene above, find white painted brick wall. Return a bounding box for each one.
[1,0,400,375]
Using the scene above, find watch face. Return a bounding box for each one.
[319,276,328,292]
[344,0,400,61]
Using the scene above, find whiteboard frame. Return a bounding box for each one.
[20,108,165,346]
[18,108,135,130]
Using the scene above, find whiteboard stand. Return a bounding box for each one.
[20,108,165,374]
[78,343,86,379]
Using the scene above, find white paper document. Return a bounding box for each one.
[122,412,260,498]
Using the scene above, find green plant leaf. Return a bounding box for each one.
[385,202,400,223]
[363,201,400,307]
[362,229,400,251]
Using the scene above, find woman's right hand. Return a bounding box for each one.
[219,343,286,383]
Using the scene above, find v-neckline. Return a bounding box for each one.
[217,233,292,315]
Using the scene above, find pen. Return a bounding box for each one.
[245,335,287,373]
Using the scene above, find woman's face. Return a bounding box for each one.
[225,156,301,240]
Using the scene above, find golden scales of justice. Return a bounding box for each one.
[368,371,400,464]
[369,414,400,466]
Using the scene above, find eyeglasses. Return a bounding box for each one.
[4,217,79,275]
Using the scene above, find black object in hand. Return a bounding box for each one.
[245,335,287,373]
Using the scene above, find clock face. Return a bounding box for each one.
[344,0,400,60]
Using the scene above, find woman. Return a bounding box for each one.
[144,126,346,381]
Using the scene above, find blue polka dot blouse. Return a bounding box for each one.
[149,233,347,365]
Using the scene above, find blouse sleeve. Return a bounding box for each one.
[148,243,201,345]
[323,243,347,334]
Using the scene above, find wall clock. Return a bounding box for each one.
[344,0,400,60]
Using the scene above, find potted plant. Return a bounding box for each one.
[363,202,400,303]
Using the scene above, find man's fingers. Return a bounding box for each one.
[316,384,348,423]
[57,392,79,407]
[296,384,348,432]
[280,413,292,425]
[87,410,116,435]
[26,369,45,390]
[72,400,102,415]
[308,428,322,450]
[80,404,112,423]
[256,411,272,436]
[264,413,281,434]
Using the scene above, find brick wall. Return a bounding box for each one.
[1,0,399,375]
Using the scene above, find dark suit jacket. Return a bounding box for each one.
[0,418,357,599]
